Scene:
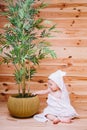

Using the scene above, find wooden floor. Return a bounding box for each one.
[0,99,87,130]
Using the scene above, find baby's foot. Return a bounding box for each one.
[60,118,72,123]
[53,118,60,124]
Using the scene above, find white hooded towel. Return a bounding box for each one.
[34,70,78,122]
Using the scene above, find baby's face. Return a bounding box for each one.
[48,79,60,91]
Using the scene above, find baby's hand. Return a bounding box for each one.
[32,92,38,96]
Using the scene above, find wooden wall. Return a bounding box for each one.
[0,0,87,106]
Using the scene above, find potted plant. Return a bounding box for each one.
[0,0,56,118]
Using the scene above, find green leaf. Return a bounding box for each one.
[39,2,48,9]
[43,47,57,58]
[49,24,56,31]
[18,9,24,19]
[0,48,3,54]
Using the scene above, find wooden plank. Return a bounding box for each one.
[0,58,87,74]
[0,75,87,83]
[30,27,87,38]
[1,14,87,29]
[41,6,87,11]
[49,47,87,59]
[1,17,87,30]
[40,6,87,12]
[1,61,87,74]
[44,3,87,9]
[1,58,87,66]
[36,65,87,76]
[38,58,87,66]
[0,64,15,74]
[31,75,87,83]
[39,8,87,18]
[0,75,15,82]
[67,82,87,95]
[41,28,87,38]
[1,28,87,38]
[43,38,87,46]
[43,0,87,3]
[42,18,87,28]
[0,74,87,83]
[0,81,87,95]
[1,57,87,64]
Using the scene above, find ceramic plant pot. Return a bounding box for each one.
[7,94,40,118]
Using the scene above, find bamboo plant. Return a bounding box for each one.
[0,0,57,97]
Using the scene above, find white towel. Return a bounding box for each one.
[34,113,48,122]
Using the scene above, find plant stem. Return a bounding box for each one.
[18,84,21,95]
[22,73,26,97]
[28,61,30,95]
[22,63,26,97]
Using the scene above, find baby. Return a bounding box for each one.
[33,70,78,124]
